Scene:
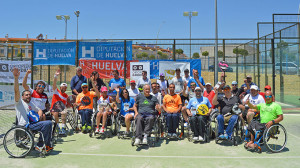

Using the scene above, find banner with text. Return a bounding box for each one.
[159,61,190,82]
[33,42,76,65]
[0,60,31,84]
[130,62,150,82]
[79,60,136,79]
[78,41,132,60]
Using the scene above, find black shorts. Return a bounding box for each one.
[248,120,266,135]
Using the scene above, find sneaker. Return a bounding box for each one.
[35,145,44,152]
[224,133,229,140]
[172,133,177,138]
[142,137,148,144]
[87,126,92,132]
[218,134,225,139]
[46,146,53,153]
[95,128,100,134]
[198,136,204,141]
[59,127,66,135]
[124,131,130,136]
[184,122,188,127]
[82,125,86,133]
[193,136,199,141]
[167,133,172,137]
[134,138,141,146]
[100,127,105,134]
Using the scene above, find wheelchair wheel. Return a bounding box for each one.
[3,127,34,158]
[111,115,117,136]
[131,122,136,146]
[89,113,96,138]
[214,121,219,144]
[263,124,287,153]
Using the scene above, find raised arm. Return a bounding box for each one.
[13,68,21,102]
[91,76,100,98]
[115,87,121,104]
[212,87,219,106]
[53,69,60,91]
[22,69,31,91]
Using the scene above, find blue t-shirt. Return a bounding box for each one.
[109,78,126,95]
[119,97,135,116]
[241,82,258,94]
[187,77,205,88]
[70,75,87,95]
[186,97,212,116]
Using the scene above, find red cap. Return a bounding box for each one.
[130,80,136,83]
[264,85,271,91]
[101,86,108,92]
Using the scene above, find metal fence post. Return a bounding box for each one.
[279,30,284,102]
[235,47,238,83]
[253,40,256,84]
[264,37,268,86]
[271,39,275,97]
[124,40,127,83]
[11,46,14,61]
[256,42,260,89]
[222,39,225,61]
[48,65,50,87]
[31,42,34,88]
[76,40,79,67]
[173,39,176,61]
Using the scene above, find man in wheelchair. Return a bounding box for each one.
[133,84,160,145]
[162,83,182,138]
[245,90,283,149]
[13,68,53,153]
[212,85,244,140]
[186,87,212,141]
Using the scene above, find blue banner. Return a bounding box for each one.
[78,41,132,60]
[33,42,76,65]
[140,59,202,79]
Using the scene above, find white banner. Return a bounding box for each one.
[130,62,150,82]
[159,61,190,82]
[0,60,31,84]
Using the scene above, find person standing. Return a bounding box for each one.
[157,73,169,96]
[108,70,126,96]
[128,80,140,101]
[137,71,151,89]
[70,67,87,95]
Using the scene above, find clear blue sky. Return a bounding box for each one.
[0,0,299,40]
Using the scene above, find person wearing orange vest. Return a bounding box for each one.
[51,69,69,135]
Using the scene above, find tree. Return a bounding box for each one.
[160,53,168,59]
[149,54,156,60]
[217,50,224,57]
[141,52,148,59]
[233,48,248,56]
[202,51,209,57]
[192,52,200,59]
[136,53,143,60]
[175,49,184,54]
[157,51,163,56]
[17,53,23,57]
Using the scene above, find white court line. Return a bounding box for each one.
[60,153,300,159]
[288,132,300,140]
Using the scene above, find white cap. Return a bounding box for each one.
[195,87,201,90]
[250,85,258,90]
[232,81,238,85]
[60,83,68,87]
[205,83,212,86]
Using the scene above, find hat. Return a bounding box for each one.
[264,85,271,90]
[175,68,181,71]
[159,73,165,77]
[130,80,136,83]
[81,83,88,87]
[232,81,238,85]
[223,85,231,89]
[246,75,252,78]
[250,85,258,90]
[100,86,108,92]
[205,83,212,86]
[60,83,68,87]
[184,69,189,72]
[195,87,201,90]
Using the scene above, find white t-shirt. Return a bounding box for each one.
[15,98,40,126]
[151,92,162,106]
[137,78,151,88]
[243,94,265,105]
[171,76,184,94]
[128,88,140,100]
[157,80,168,93]
[183,76,192,84]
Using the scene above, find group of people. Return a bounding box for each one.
[12,65,284,152]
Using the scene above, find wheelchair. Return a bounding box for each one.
[3,120,53,158]
[116,112,135,139]
[131,114,161,147]
[185,110,216,143]
[89,103,118,138]
[160,111,184,140]
[244,123,287,153]
[213,105,243,146]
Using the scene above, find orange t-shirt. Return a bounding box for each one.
[163,94,182,113]
[76,91,96,110]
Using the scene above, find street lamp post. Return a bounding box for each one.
[74,11,80,41]
[184,11,198,59]
[214,0,219,85]
[56,15,70,83]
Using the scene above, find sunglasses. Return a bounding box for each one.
[265,95,272,98]
[131,83,136,84]
[195,90,202,92]
[224,88,230,91]
[38,84,45,88]
[82,86,88,89]
[190,84,196,86]
[232,84,237,86]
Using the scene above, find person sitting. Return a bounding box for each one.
[186,87,212,141]
[133,84,160,145]
[13,68,53,153]
[241,85,265,127]
[116,88,136,136]
[23,70,50,121]
[212,85,245,140]
[75,79,100,133]
[50,69,69,135]
[245,90,283,149]
[203,83,215,109]
[95,86,116,134]
[162,83,182,138]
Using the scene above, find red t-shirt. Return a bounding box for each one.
[203,90,215,109]
[51,88,68,110]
